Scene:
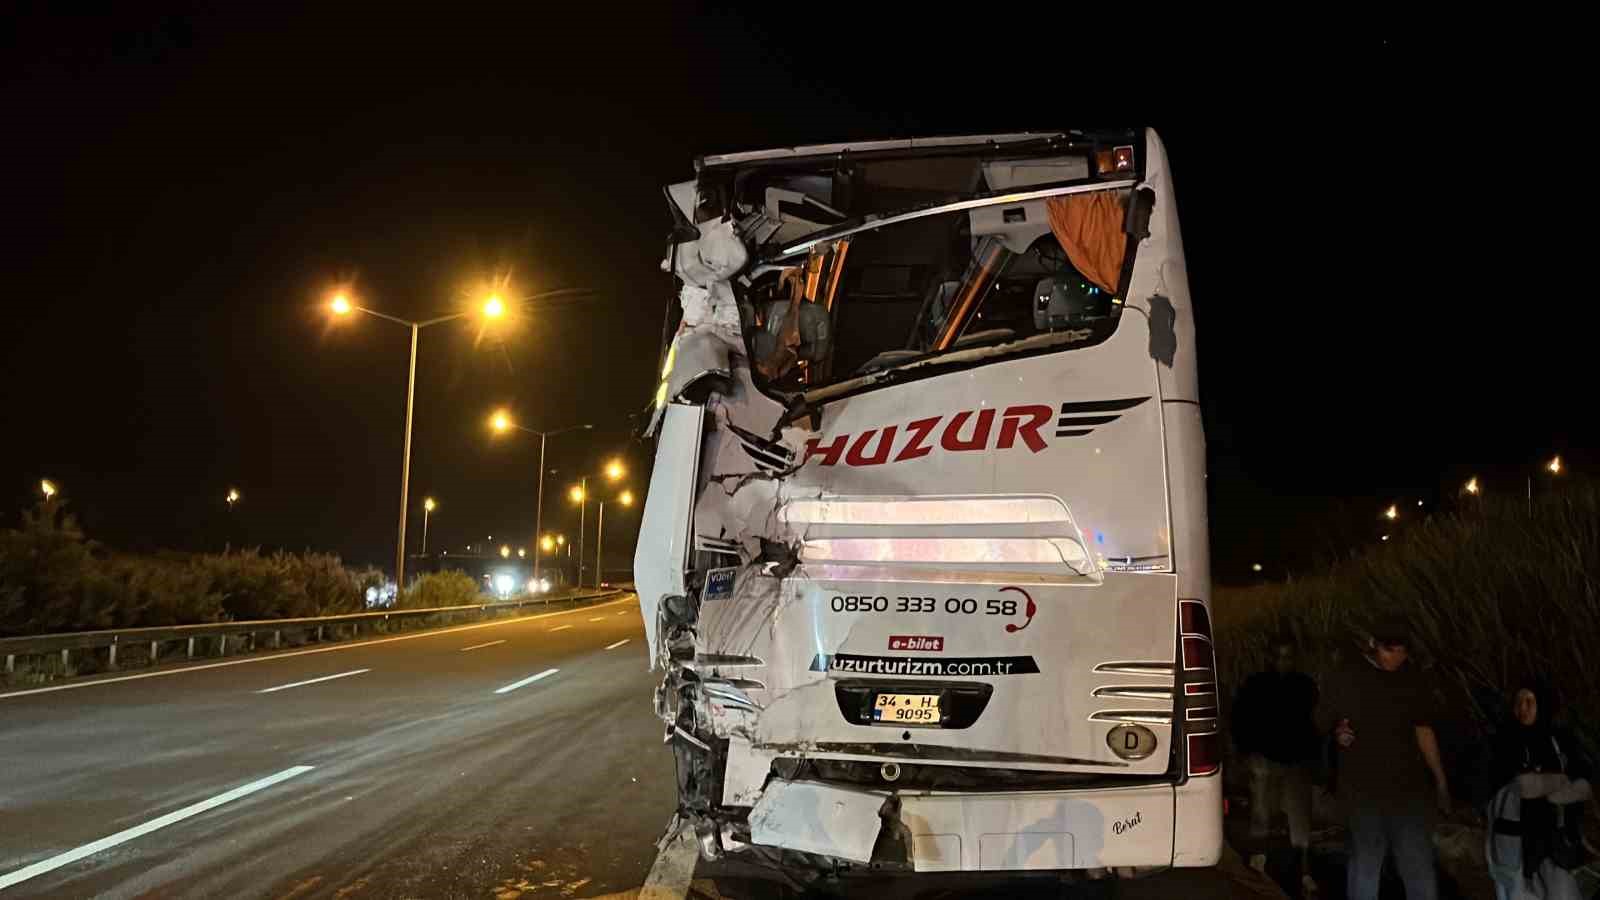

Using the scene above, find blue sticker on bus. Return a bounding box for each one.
[704,567,737,601]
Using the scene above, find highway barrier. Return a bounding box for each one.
[0,589,625,684]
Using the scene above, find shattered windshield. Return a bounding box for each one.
[742,195,1129,394]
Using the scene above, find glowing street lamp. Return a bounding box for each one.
[518,548,526,558]
[1464,477,1479,496]
[421,497,437,555]
[569,484,586,504]
[1383,504,1398,521]
[595,486,635,590]
[487,411,591,593]
[604,459,625,481]
[325,288,519,589]
[40,479,57,500]
[540,534,556,553]
[1251,563,1263,573]
[500,545,511,559]
[1548,455,1563,475]
[226,488,241,507]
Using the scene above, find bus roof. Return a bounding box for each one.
[696,132,1073,170]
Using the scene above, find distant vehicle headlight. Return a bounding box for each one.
[493,574,515,595]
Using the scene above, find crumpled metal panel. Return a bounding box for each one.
[747,779,884,863]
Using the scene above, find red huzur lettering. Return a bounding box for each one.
[803,402,1061,467]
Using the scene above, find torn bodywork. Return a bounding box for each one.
[634,129,1221,878]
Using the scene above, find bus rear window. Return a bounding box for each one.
[745,194,1131,393]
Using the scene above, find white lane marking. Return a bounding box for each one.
[588,616,607,622]
[255,669,369,694]
[0,765,315,890]
[493,668,559,695]
[604,639,630,651]
[459,639,506,652]
[548,624,573,632]
[616,611,627,616]
[0,595,634,701]
[639,825,698,899]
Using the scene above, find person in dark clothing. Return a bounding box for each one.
[1315,617,1451,900]
[1232,635,1321,893]
[1485,679,1593,899]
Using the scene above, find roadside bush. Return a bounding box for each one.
[0,500,387,635]
[397,571,482,610]
[1214,479,1600,785]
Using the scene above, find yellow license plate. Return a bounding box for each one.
[873,692,942,726]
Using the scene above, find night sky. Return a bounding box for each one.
[3,11,1587,581]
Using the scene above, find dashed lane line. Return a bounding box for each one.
[493,668,559,695]
[0,765,316,890]
[256,669,370,694]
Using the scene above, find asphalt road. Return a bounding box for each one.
[0,596,676,899]
[1,595,1285,900]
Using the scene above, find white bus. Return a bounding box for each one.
[635,128,1220,882]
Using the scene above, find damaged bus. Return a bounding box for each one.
[634,128,1220,882]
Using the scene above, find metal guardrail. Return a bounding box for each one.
[1,588,625,675]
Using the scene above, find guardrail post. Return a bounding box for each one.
[5,654,13,674]
[187,636,196,658]
[217,635,227,657]
[150,640,159,663]
[61,648,70,670]
[108,638,118,669]
[316,625,323,643]
[273,630,281,648]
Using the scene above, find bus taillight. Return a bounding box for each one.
[1179,598,1220,777]
[1187,732,1221,777]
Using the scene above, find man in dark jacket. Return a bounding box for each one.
[1232,634,1321,891]
[1316,617,1451,900]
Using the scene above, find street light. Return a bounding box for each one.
[518,548,526,558]
[422,497,436,555]
[1548,455,1563,475]
[40,479,57,500]
[1464,477,1479,496]
[595,486,635,589]
[501,545,511,559]
[488,410,592,591]
[540,534,556,553]
[566,461,622,588]
[1251,563,1263,573]
[327,288,507,588]
[1383,504,1398,521]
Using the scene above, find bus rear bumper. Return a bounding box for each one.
[745,776,1222,873]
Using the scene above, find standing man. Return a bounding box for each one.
[1317,617,1452,900]
[1232,634,1321,894]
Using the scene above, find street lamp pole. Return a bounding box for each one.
[596,498,604,589]
[577,475,588,588]
[397,321,419,591]
[490,414,592,589]
[331,294,504,589]
[422,498,435,556]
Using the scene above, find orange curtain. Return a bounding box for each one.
[1044,191,1127,294]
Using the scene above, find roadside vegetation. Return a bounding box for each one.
[0,499,386,638]
[1214,478,1600,803]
